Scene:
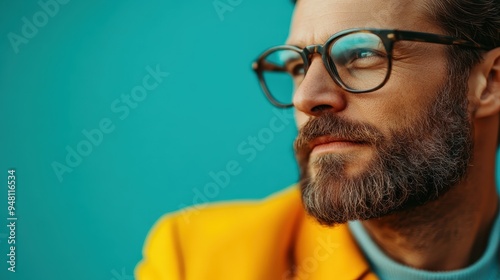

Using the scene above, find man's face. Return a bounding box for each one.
[290,0,474,225]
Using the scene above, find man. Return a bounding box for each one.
[136,0,500,279]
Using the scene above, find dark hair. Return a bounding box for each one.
[425,0,500,62]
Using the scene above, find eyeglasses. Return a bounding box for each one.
[252,28,492,108]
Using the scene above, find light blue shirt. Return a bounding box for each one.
[349,202,500,280]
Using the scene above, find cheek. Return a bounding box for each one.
[355,90,430,136]
[368,63,448,129]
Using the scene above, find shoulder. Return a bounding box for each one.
[173,185,302,228]
[151,185,303,247]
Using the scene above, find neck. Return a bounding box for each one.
[361,152,499,271]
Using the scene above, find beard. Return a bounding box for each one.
[294,76,474,226]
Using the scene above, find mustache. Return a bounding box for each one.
[294,113,385,159]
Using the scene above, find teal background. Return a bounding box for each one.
[0,1,296,279]
[0,1,499,280]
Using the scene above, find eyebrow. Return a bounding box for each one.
[287,31,335,48]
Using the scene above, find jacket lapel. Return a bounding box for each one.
[292,214,378,280]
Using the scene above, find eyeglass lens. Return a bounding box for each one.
[260,32,389,105]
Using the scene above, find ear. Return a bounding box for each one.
[470,47,500,119]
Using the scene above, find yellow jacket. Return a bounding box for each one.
[135,186,378,280]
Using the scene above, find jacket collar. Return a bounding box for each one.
[291,207,377,280]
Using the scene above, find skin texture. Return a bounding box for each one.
[289,0,500,271]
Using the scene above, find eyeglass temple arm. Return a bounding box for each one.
[394,30,493,50]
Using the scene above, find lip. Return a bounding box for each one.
[309,136,365,155]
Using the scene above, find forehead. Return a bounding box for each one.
[287,0,439,46]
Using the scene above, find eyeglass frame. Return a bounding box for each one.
[252,28,493,108]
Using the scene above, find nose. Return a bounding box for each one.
[292,55,347,117]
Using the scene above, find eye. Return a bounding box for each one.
[288,62,305,76]
[336,48,387,69]
[330,33,387,69]
[356,49,377,59]
[285,60,305,86]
